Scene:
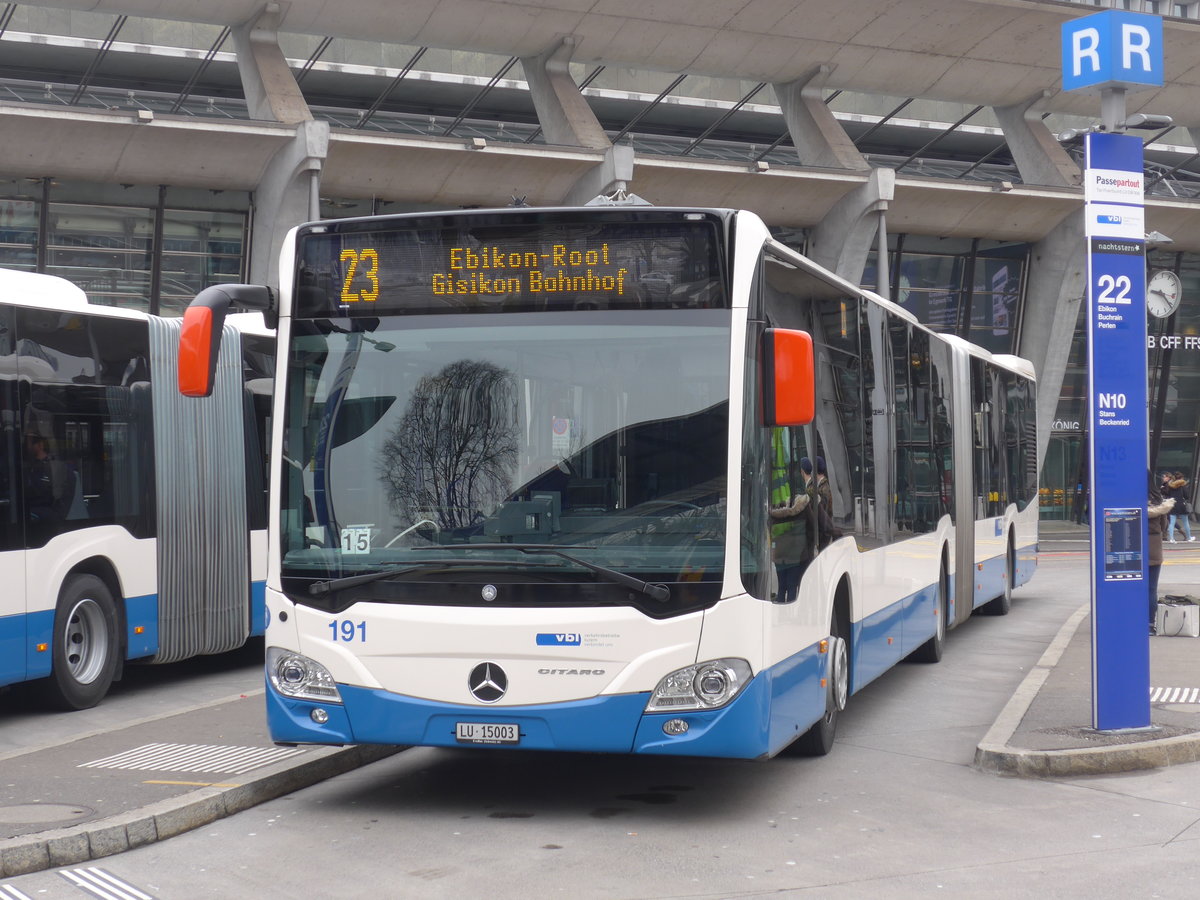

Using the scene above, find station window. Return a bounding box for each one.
[0,180,39,273]
[4,180,247,316]
[45,202,154,311]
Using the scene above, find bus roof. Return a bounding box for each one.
[0,268,90,309]
[940,333,1036,381]
[227,311,273,337]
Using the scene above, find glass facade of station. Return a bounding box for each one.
[0,179,248,315]
[6,170,1200,520]
[1043,249,1200,520]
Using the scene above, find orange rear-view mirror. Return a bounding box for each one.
[763,328,815,426]
[178,284,274,397]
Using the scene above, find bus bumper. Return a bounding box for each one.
[265,674,778,758]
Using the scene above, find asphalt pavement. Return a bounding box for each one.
[2,522,1198,877]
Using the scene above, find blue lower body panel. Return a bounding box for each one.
[850,581,941,693]
[125,593,159,660]
[972,554,1009,609]
[250,581,267,636]
[17,609,55,682]
[266,643,831,759]
[765,642,826,756]
[1,611,33,686]
[1015,543,1037,588]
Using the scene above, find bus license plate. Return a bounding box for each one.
[456,722,520,744]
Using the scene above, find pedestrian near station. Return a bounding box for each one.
[1146,472,1175,634]
[1165,472,1194,542]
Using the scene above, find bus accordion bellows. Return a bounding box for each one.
[179,206,1037,758]
[0,268,273,709]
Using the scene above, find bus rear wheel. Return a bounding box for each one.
[983,540,1015,616]
[790,618,848,756]
[41,575,120,710]
[910,563,949,664]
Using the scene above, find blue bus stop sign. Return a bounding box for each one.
[1062,9,1160,731]
[1083,133,1150,731]
[1062,10,1163,92]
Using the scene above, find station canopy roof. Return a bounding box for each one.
[4,0,1200,224]
[9,0,1200,116]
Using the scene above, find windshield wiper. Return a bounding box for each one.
[308,544,671,602]
[309,558,554,597]
[461,543,671,603]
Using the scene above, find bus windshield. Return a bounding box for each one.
[280,310,731,613]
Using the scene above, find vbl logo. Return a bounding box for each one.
[536,632,582,646]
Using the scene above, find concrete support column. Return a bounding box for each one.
[1017,210,1087,469]
[993,92,1081,188]
[562,145,635,206]
[231,3,325,287]
[232,2,312,125]
[249,119,329,287]
[521,38,639,205]
[807,167,894,283]
[771,67,869,171]
[520,37,610,150]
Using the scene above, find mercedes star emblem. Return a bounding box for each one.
[468,662,508,703]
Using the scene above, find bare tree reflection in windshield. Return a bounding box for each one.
[378,359,517,533]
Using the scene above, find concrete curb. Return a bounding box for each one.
[0,744,401,877]
[974,602,1200,777]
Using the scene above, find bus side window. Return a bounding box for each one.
[17,309,153,544]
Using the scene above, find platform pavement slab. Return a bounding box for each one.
[975,585,1200,777]
[0,692,399,877]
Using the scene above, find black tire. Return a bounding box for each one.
[983,540,1015,616]
[790,615,849,756]
[40,575,120,710]
[910,563,948,664]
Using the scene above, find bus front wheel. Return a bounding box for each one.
[790,617,848,756]
[42,575,120,710]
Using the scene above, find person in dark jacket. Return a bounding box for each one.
[1148,471,1175,634]
[800,456,838,549]
[1165,472,1194,542]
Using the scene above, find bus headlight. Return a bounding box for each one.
[267,647,343,704]
[645,658,752,712]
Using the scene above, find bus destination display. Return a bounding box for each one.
[433,242,628,298]
[295,216,725,316]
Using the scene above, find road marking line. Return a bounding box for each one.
[60,867,156,900]
[78,743,304,775]
[1150,686,1200,703]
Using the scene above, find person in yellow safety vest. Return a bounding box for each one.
[769,430,816,603]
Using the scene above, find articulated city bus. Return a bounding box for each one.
[0,268,272,709]
[180,206,1037,758]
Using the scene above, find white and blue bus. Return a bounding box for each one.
[0,268,272,709]
[180,206,1037,758]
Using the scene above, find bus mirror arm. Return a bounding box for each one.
[179,284,275,397]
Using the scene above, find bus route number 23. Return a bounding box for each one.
[329,619,367,643]
[340,248,380,303]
